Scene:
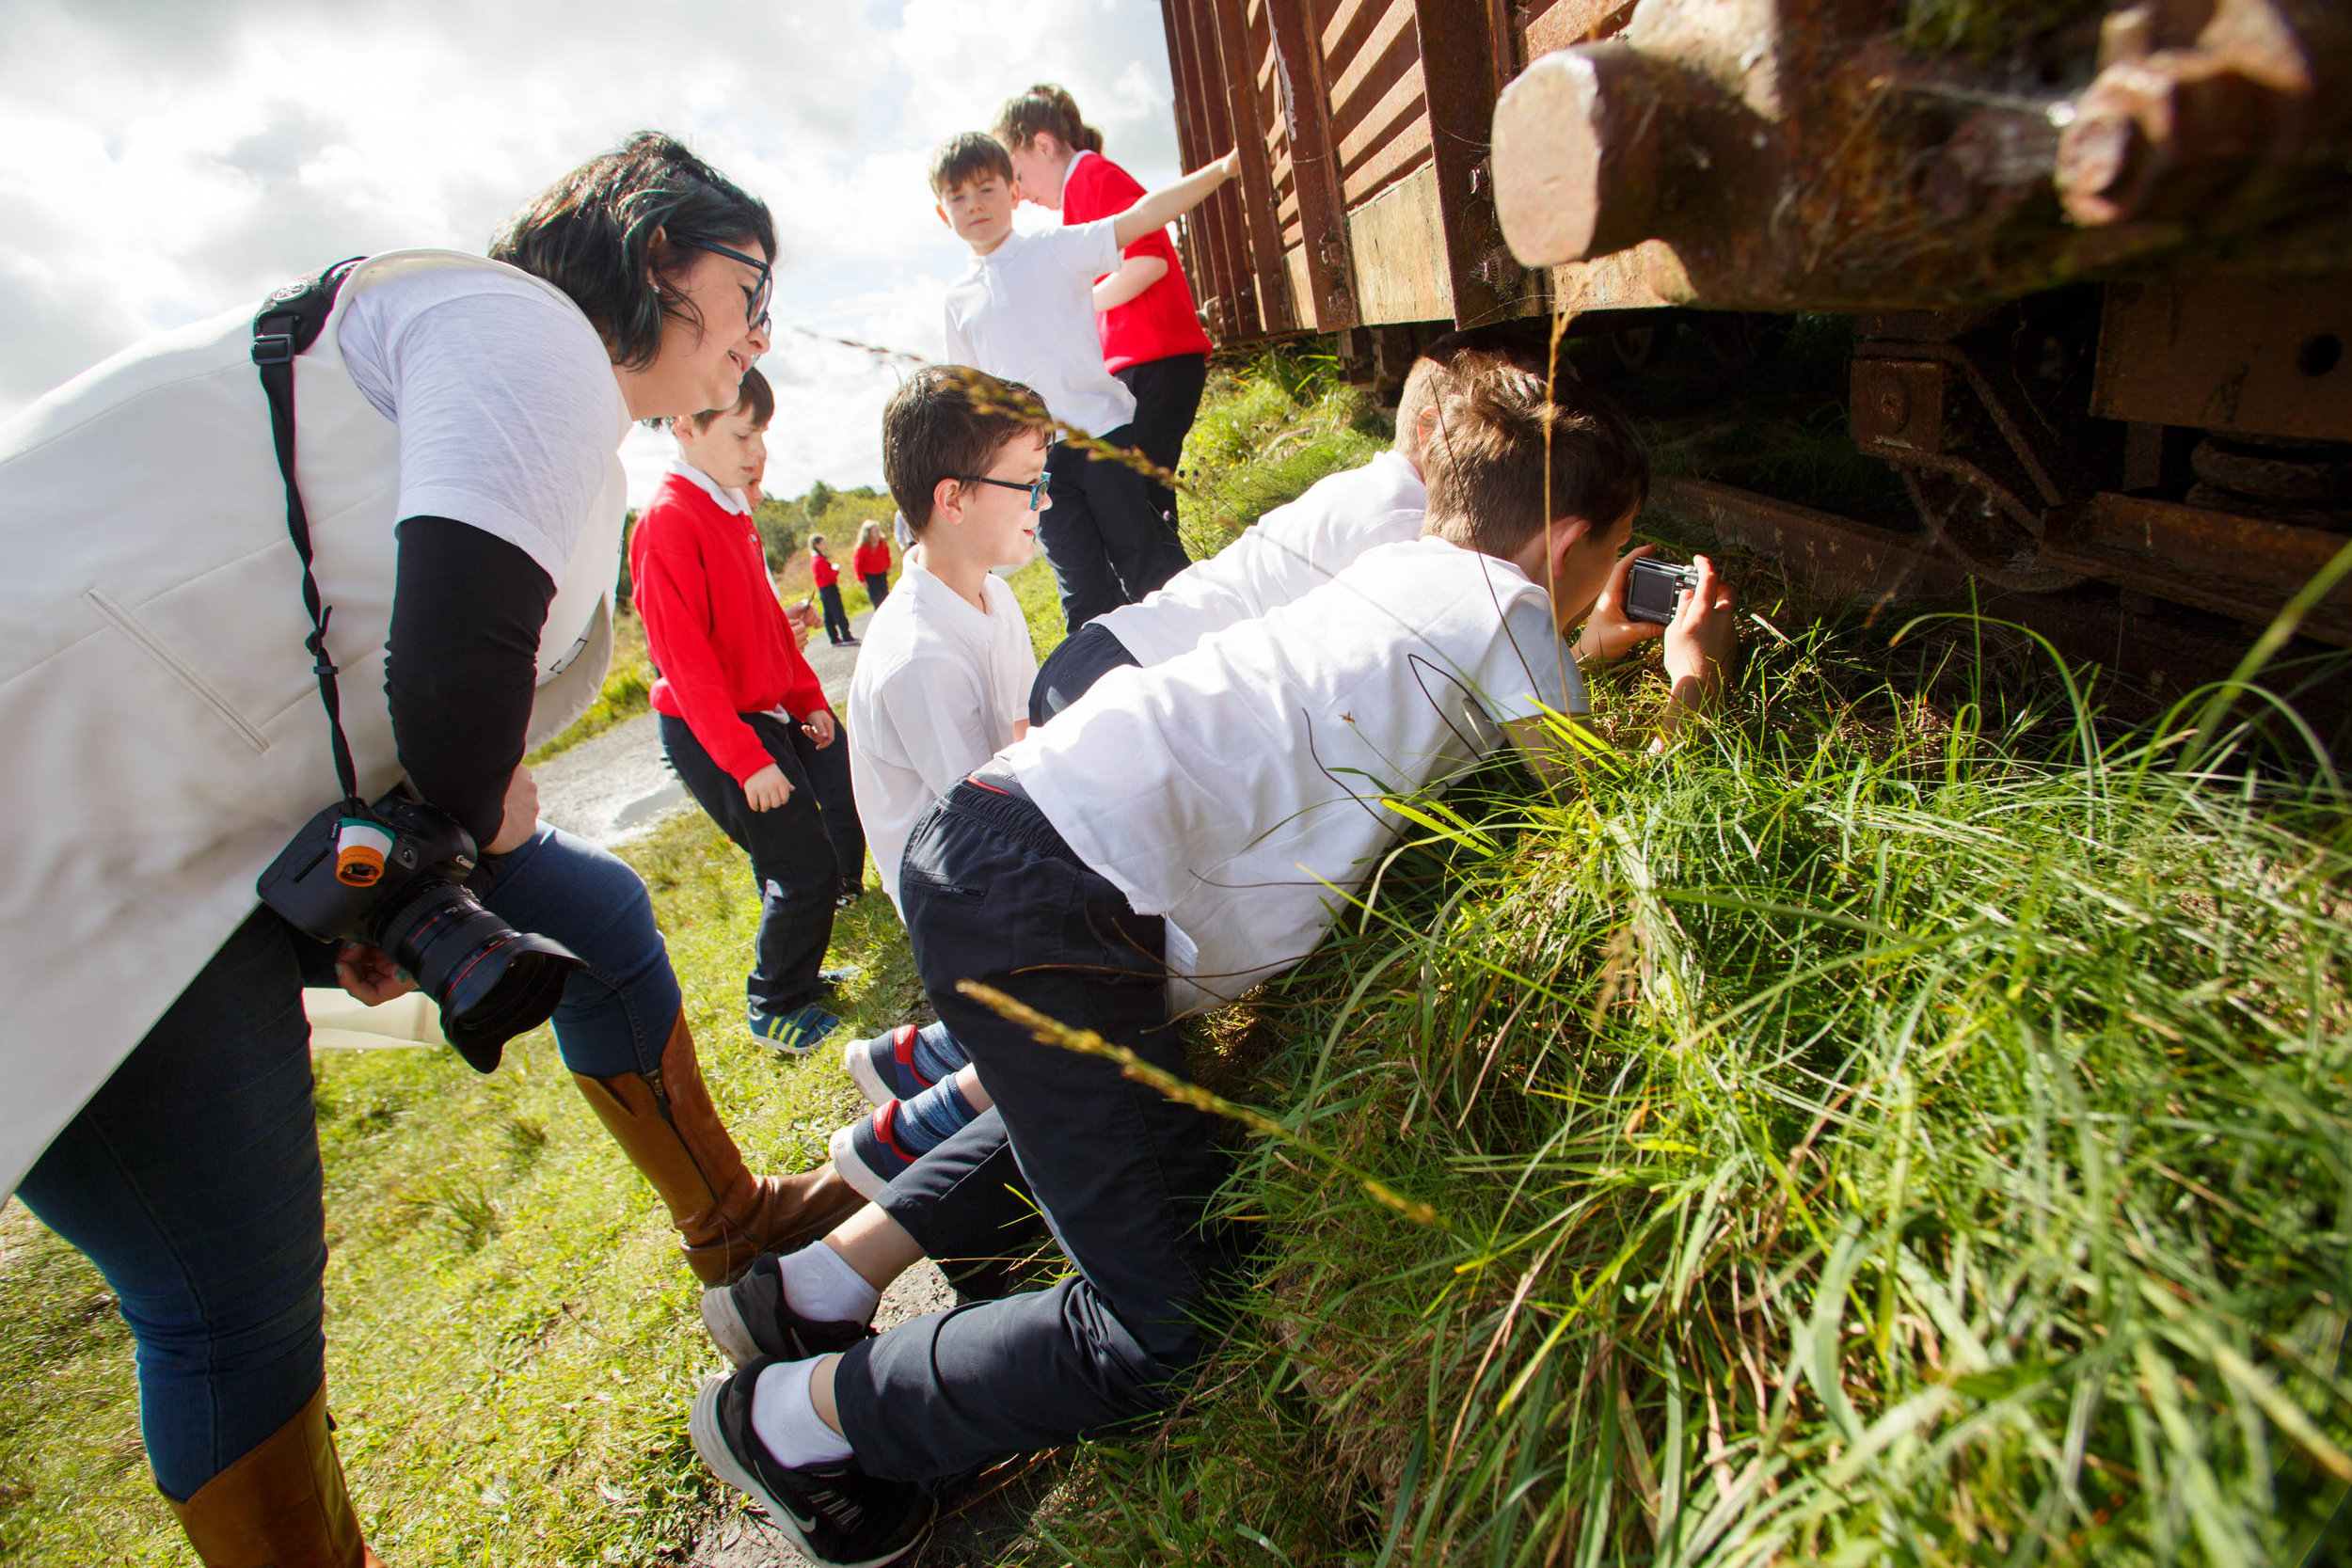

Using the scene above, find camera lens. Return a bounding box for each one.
[375,882,584,1072]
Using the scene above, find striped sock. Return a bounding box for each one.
[906,1022,968,1084]
[892,1074,979,1154]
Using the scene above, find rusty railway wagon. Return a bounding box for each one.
[1155,0,2352,680]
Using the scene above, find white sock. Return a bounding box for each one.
[749,1356,854,1468]
[779,1239,881,1325]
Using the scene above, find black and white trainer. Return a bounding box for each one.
[690,1358,932,1568]
[700,1251,871,1368]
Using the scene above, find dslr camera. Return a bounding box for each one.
[259,794,582,1071]
[1623,557,1701,626]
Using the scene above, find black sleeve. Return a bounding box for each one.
[386,515,556,848]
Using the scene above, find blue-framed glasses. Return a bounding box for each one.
[961,473,1050,511]
[679,240,772,330]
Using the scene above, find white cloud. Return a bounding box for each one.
[0,0,1184,501]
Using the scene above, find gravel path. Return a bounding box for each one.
[536,610,872,847]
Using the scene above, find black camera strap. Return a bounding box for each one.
[252,257,368,812]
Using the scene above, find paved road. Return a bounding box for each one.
[536,610,871,847]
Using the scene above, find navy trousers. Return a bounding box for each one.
[833,779,1238,1481]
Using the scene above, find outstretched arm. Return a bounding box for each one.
[1094,253,1170,312]
[1113,150,1240,249]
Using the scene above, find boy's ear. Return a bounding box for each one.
[930,476,963,526]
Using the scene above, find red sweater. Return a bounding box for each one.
[1062,150,1213,372]
[632,471,827,784]
[852,540,891,578]
[810,548,839,588]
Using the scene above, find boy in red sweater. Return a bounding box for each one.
[632,369,866,1053]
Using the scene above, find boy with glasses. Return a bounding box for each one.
[822,368,1052,1199]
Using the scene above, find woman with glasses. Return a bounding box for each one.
[0,133,859,1567]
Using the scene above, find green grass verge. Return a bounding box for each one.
[1028,588,2352,1564]
[0,812,925,1565]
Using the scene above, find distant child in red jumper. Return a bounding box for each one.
[631,368,867,1053]
[809,534,855,645]
[852,518,893,609]
[997,85,1214,551]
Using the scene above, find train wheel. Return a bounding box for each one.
[1903,467,2090,593]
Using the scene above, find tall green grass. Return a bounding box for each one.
[1037,611,2352,1565]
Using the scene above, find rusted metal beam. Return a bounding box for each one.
[1210,0,1298,333]
[1661,479,1973,608]
[2093,275,2352,443]
[1173,0,1261,338]
[1412,0,1527,327]
[1157,0,1216,329]
[1267,0,1359,328]
[2041,492,2352,646]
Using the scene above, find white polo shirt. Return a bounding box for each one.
[943,219,1136,438]
[849,563,1039,916]
[1005,537,1585,1007]
[1098,448,1427,666]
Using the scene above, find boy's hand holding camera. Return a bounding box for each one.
[1655,553,1736,740]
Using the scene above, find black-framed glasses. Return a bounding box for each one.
[680,240,772,330]
[961,473,1049,511]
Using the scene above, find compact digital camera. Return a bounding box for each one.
[258,795,582,1071]
[1624,557,1701,626]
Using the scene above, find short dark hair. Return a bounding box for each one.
[929,132,1014,198]
[993,85,1104,155]
[882,365,1053,531]
[489,131,775,373]
[681,364,773,432]
[1422,356,1649,555]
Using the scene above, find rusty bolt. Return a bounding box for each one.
[1877,382,1910,429]
[2056,61,2174,226]
[1492,41,1665,266]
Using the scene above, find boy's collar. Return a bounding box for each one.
[666,455,750,516]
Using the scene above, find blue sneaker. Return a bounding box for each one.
[747,1004,841,1055]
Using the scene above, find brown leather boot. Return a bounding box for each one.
[575,1010,865,1284]
[165,1382,385,1568]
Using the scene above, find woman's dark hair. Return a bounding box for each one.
[490,131,775,372]
[993,85,1104,155]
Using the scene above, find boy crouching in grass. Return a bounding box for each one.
[684,362,1739,1568]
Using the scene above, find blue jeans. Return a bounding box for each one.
[12,824,677,1498]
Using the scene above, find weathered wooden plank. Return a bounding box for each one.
[1347,163,1453,323]
[1212,0,1298,332]
[1343,116,1432,203]
[1319,0,1376,59]
[1328,0,1417,112]
[1336,66,1423,170]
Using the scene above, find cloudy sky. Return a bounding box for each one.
[0,0,1184,502]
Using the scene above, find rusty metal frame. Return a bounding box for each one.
[1267,0,1359,328]
[1412,0,1514,327]
[1209,0,1298,335]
